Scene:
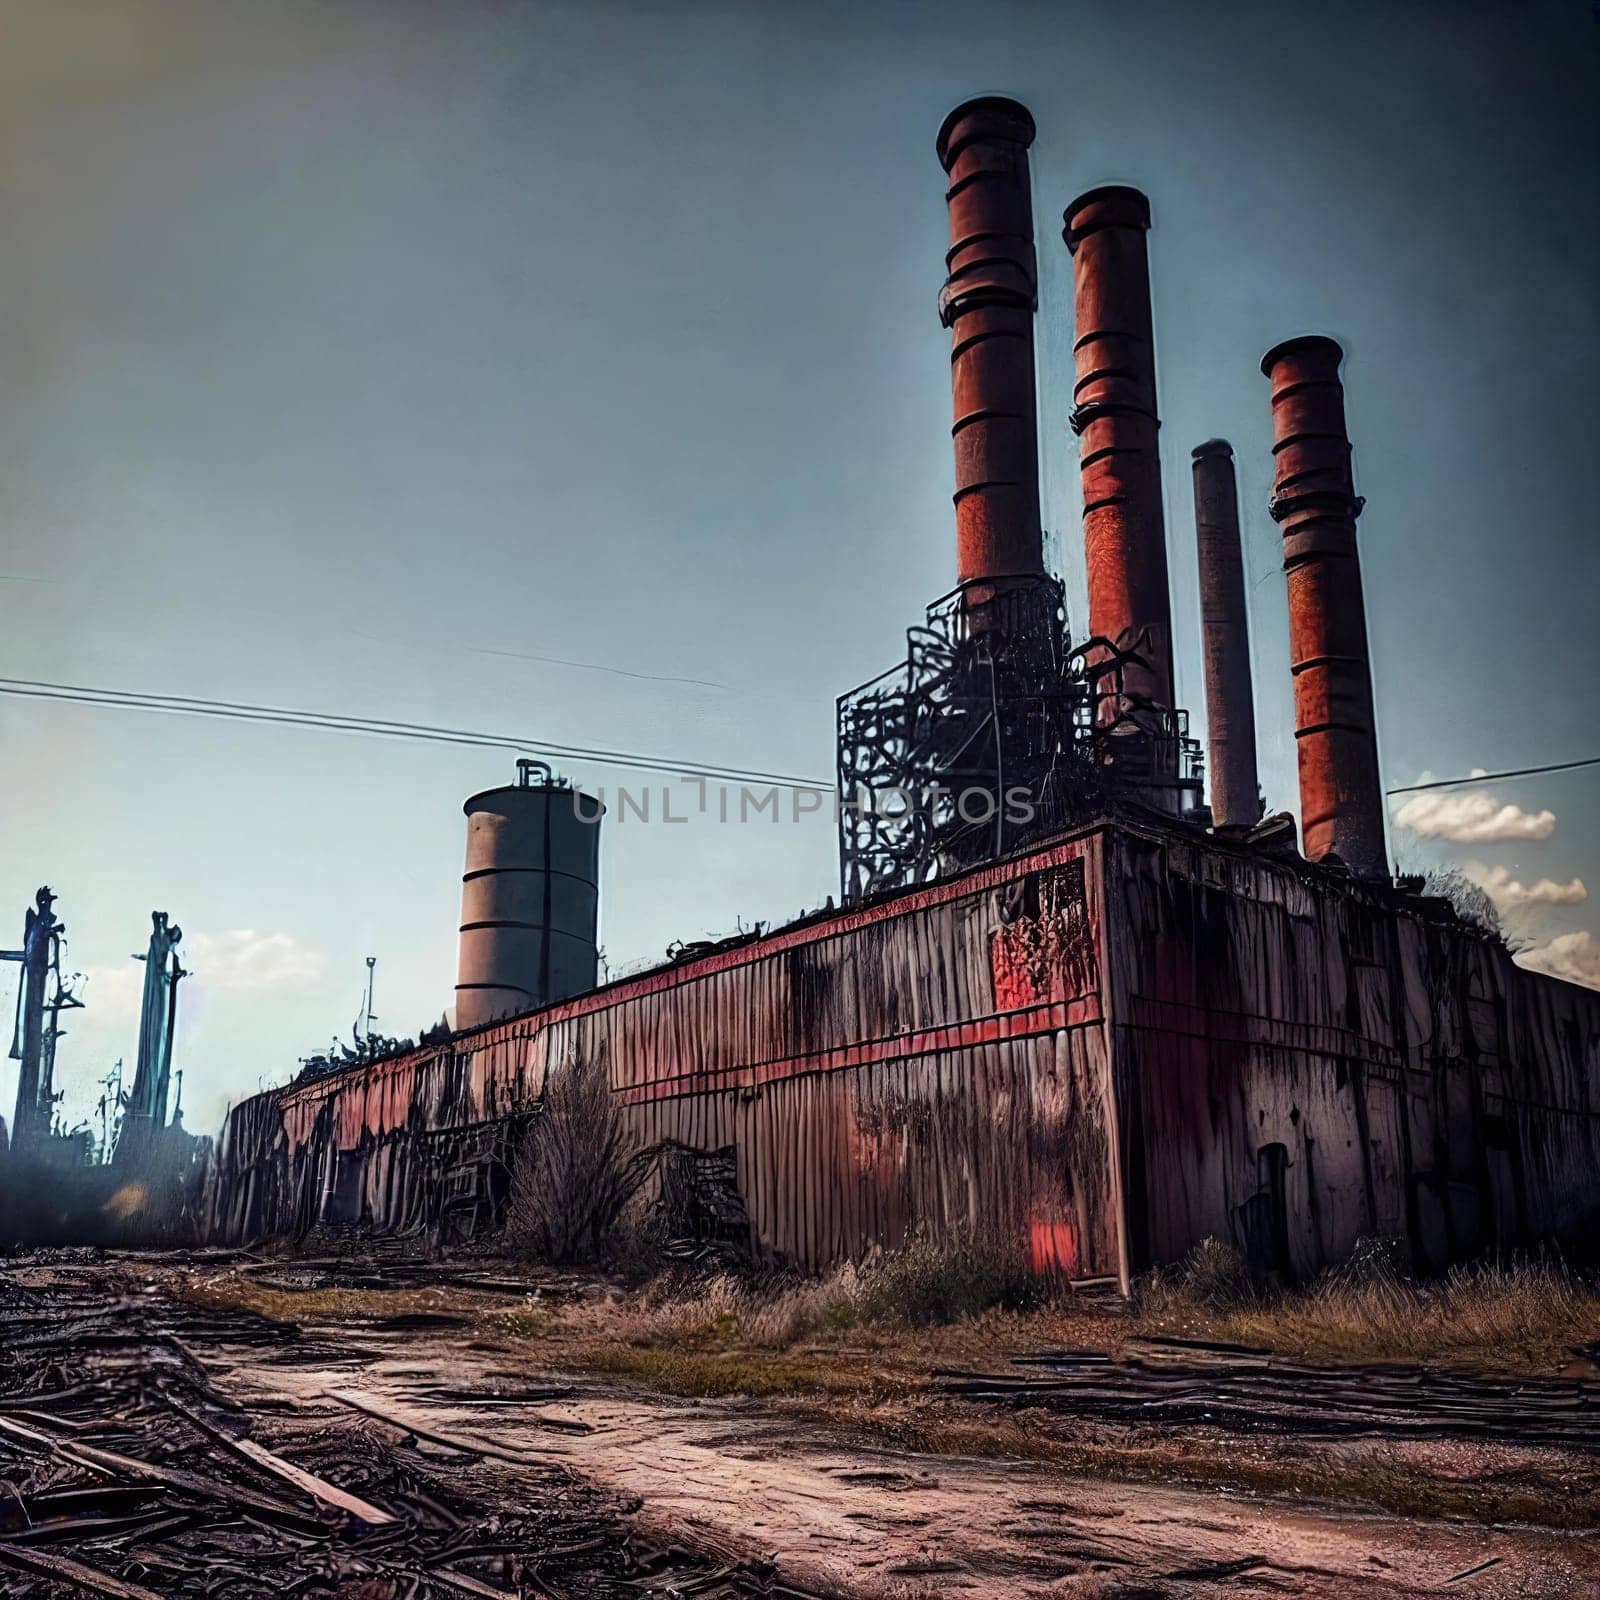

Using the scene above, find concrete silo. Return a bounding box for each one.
[454,760,602,1031]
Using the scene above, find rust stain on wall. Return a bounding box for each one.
[209,819,1600,1286]
[990,861,1095,1010]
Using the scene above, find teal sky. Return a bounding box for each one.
[2,0,1595,1138]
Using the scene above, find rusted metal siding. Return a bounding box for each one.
[211,816,1600,1283]
[1104,824,1600,1278]
[211,833,1124,1277]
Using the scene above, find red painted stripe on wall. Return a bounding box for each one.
[274,828,1104,1119]
[615,994,1104,1106]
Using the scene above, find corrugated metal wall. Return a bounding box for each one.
[208,817,1600,1281]
[210,832,1125,1276]
[1105,824,1600,1278]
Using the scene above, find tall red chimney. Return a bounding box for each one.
[1261,336,1386,877]
[1063,186,1175,723]
[1191,439,1262,828]
[936,98,1044,588]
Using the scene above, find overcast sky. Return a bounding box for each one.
[1,0,1595,1139]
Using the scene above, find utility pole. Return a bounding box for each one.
[118,912,184,1168]
[40,958,85,1138]
[155,946,186,1129]
[364,955,377,1037]
[4,887,63,1155]
[353,956,379,1058]
[96,1059,125,1165]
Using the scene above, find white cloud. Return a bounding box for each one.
[1517,930,1600,991]
[67,929,322,1053]
[183,930,322,991]
[1466,863,1587,909]
[75,961,146,1025]
[1392,790,1555,844]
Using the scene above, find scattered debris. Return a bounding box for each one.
[0,1267,820,1598]
[939,1339,1598,1450]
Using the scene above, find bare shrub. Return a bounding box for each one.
[1137,1236,1257,1316]
[1323,1232,1410,1287]
[607,1189,674,1285]
[507,1050,643,1265]
[852,1224,1038,1327]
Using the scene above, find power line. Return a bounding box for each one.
[22,671,1582,802]
[1386,757,1600,796]
[466,643,727,692]
[0,676,832,792]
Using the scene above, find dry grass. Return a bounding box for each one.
[1135,1245,1600,1374]
[160,1245,1600,1533]
[173,1241,1600,1381]
[496,1240,1599,1383]
[588,1225,1042,1355]
[810,1399,1600,1529]
[172,1278,493,1325]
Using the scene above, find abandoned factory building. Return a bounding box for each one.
[208,99,1600,1288]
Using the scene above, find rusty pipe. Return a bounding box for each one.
[1063,186,1175,722]
[1261,336,1386,877]
[937,98,1044,588]
[1191,440,1262,828]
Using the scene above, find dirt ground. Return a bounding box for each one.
[3,1252,1597,1599]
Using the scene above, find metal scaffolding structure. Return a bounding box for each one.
[837,577,1080,903]
[836,575,1203,904]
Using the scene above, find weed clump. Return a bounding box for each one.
[595,1225,1039,1355]
[1134,1236,1257,1320]
[1178,1236,1256,1310]
[852,1225,1039,1327]
[507,1051,643,1266]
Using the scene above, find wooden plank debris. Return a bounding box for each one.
[152,1383,396,1525]
[0,1541,167,1600]
[938,1340,1598,1451]
[324,1385,592,1447]
[0,1262,803,1598]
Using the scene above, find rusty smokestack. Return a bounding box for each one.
[1191,439,1262,828]
[1063,186,1175,725]
[937,98,1044,588]
[1261,336,1386,877]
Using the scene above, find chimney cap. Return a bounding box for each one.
[936,96,1036,169]
[1260,334,1344,378]
[1062,185,1151,252]
[1192,438,1234,461]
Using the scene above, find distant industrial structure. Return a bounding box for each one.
[0,891,207,1240]
[192,97,1598,1281]
[455,759,602,1031]
[114,911,187,1168]
[3,887,78,1159]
